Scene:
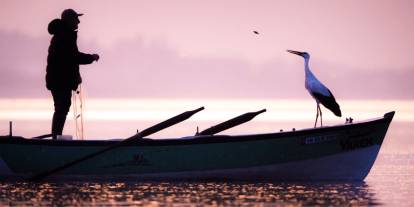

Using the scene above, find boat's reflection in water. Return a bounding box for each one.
[0,181,378,206]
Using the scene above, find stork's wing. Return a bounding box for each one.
[312,90,342,117]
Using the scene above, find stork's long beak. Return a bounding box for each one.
[287,50,304,56]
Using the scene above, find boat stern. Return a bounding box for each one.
[0,156,13,176]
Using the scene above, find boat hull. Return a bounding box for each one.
[0,112,394,181]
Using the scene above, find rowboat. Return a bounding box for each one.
[0,110,394,181]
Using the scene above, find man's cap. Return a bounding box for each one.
[61,9,83,20]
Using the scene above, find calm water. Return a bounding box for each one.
[0,156,413,206]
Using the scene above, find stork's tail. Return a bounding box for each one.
[331,104,342,117]
[312,91,342,117]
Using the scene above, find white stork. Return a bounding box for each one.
[287,50,342,127]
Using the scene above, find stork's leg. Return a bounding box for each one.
[314,103,319,128]
[319,104,323,127]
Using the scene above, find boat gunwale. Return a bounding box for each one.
[0,111,394,147]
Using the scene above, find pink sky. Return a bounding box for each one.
[1,0,414,99]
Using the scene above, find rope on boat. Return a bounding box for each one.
[73,84,85,140]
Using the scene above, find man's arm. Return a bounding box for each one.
[77,52,99,64]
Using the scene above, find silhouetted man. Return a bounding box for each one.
[46,9,99,139]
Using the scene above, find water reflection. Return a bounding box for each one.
[0,181,377,206]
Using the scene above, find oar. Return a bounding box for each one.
[31,134,53,139]
[29,106,205,181]
[197,109,266,136]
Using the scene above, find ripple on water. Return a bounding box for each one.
[0,181,381,206]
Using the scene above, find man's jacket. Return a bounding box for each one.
[46,18,95,91]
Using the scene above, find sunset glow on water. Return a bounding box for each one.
[0,98,412,155]
[0,98,411,122]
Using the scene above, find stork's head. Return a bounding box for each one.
[287,50,310,59]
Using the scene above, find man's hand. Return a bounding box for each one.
[92,54,100,62]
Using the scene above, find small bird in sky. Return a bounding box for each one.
[287,50,342,127]
[253,31,259,35]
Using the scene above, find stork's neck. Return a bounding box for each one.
[304,58,313,77]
